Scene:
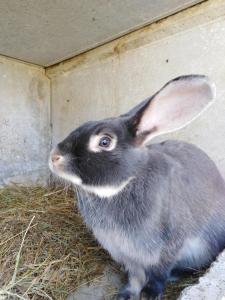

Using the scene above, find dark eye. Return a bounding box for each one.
[99,136,111,148]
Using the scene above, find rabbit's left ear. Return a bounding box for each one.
[129,75,216,145]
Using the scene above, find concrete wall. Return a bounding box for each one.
[47,0,225,178]
[1,0,225,185]
[0,56,50,185]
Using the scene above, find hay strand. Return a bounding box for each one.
[10,216,35,287]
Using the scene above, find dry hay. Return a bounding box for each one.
[0,186,204,300]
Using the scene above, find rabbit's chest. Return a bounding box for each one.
[76,188,146,230]
[93,227,161,267]
[76,190,161,267]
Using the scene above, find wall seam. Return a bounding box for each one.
[45,69,53,150]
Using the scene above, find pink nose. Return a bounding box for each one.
[51,154,62,163]
[51,148,63,164]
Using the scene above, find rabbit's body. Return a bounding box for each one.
[49,75,221,299]
[76,140,225,279]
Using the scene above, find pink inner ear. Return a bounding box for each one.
[137,78,215,142]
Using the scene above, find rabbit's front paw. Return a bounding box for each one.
[116,289,140,300]
[116,290,131,300]
[141,287,163,300]
[141,293,162,300]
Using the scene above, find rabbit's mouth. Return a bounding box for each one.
[49,147,82,185]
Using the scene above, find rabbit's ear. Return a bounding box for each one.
[129,75,216,145]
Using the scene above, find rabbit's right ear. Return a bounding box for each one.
[126,75,216,145]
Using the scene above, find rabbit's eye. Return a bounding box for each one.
[99,136,111,148]
[88,133,117,152]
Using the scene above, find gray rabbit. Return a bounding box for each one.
[49,75,225,300]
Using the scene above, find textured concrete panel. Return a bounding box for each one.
[0,0,202,66]
[47,0,225,179]
[179,250,225,300]
[0,56,50,185]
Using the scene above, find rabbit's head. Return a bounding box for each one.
[49,75,215,195]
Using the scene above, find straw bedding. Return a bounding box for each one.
[0,186,204,299]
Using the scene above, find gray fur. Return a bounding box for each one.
[76,141,225,295]
[49,75,224,299]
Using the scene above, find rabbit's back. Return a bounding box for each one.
[148,140,225,268]
[152,140,225,212]
[149,140,225,232]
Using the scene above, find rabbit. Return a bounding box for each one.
[49,75,225,300]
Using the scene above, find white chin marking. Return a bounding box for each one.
[82,177,134,198]
[58,172,83,185]
[50,165,134,198]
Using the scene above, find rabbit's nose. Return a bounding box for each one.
[51,154,62,163]
[50,148,63,165]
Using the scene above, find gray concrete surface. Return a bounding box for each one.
[0,56,50,186]
[179,250,225,300]
[47,0,225,179]
[0,0,202,66]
